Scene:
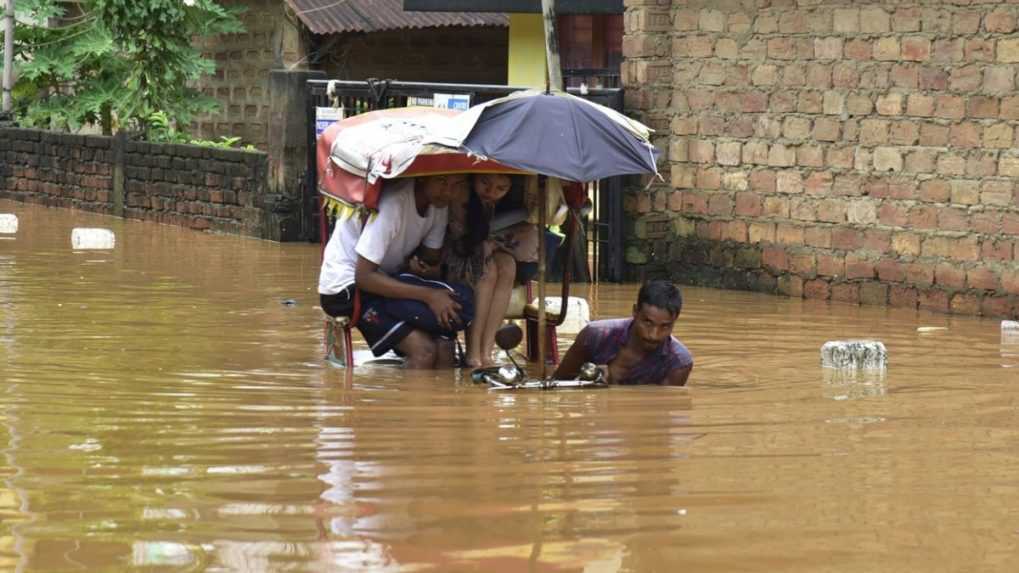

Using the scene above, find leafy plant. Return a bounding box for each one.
[146,111,252,150]
[6,0,243,136]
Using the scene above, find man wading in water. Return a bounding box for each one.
[554,280,693,386]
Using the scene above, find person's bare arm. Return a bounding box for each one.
[553,326,592,380]
[664,365,692,386]
[354,256,461,328]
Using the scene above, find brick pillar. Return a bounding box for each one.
[266,68,325,242]
[622,0,673,278]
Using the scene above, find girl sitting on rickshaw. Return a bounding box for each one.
[444,173,539,367]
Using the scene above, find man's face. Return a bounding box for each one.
[631,303,677,352]
[421,174,467,209]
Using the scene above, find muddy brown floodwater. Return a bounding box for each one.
[2,199,1019,571]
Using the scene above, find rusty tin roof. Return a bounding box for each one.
[287,0,508,35]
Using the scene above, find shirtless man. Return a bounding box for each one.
[553,280,693,386]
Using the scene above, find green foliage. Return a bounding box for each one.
[146,111,252,150]
[7,0,243,137]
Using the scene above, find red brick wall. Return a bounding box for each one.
[1,128,269,238]
[623,0,1019,317]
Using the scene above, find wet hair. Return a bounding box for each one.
[636,280,683,317]
[461,177,491,254]
[461,174,524,254]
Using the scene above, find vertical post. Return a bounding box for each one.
[111,131,126,217]
[538,0,560,374]
[2,0,14,113]
[306,80,319,242]
[539,0,562,92]
[267,68,326,241]
[537,177,548,378]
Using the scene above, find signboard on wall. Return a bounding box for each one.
[315,107,345,137]
[433,93,471,111]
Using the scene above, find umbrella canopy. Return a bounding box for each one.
[429,90,660,183]
[318,107,521,210]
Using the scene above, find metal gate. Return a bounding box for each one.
[306,79,626,282]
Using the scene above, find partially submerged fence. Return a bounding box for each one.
[305,79,626,283]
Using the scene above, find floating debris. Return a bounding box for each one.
[530,296,590,334]
[821,340,887,370]
[71,228,116,250]
[0,214,17,234]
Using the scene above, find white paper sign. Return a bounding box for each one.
[433,93,471,111]
[315,107,345,137]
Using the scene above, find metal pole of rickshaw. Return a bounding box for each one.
[538,0,562,378]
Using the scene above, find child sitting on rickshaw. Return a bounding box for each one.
[444,173,539,367]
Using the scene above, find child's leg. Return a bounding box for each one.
[480,252,516,366]
[466,258,498,367]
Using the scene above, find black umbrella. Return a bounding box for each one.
[457,90,659,183]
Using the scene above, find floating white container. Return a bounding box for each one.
[821,340,887,370]
[1002,320,1019,344]
[531,296,591,334]
[822,368,887,400]
[1001,320,1019,353]
[71,228,116,250]
[0,214,17,234]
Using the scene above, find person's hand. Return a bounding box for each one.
[426,289,462,330]
[409,255,439,279]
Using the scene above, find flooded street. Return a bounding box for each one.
[3,198,1019,571]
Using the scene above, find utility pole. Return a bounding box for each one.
[540,0,562,92]
[2,0,13,113]
[536,0,562,377]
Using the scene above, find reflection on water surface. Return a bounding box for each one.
[2,200,1019,571]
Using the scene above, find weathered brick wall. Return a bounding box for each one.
[192,0,306,149]
[0,130,116,214]
[624,0,1019,317]
[0,128,269,238]
[122,141,267,236]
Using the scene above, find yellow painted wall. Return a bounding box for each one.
[507,14,546,88]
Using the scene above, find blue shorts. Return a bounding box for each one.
[356,274,474,357]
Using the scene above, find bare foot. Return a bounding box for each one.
[464,356,483,369]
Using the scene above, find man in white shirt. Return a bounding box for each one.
[318,174,468,368]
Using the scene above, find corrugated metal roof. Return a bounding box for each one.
[287,0,508,35]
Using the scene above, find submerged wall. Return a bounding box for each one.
[623,0,1019,317]
[0,128,269,238]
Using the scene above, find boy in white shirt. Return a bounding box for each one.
[318,174,468,368]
